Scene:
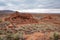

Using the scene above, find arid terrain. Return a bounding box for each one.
[0,11,60,40]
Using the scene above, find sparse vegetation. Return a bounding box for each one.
[0,29,24,40]
[0,13,60,40]
[0,19,2,23]
[50,32,60,40]
[53,33,59,40]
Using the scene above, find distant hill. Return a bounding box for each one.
[0,10,15,14]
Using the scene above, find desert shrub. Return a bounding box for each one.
[12,31,24,40]
[0,30,6,35]
[0,19,2,23]
[0,30,3,35]
[50,32,60,40]
[6,34,13,40]
[0,37,3,40]
[0,35,6,40]
[53,32,59,40]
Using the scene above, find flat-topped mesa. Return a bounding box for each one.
[5,11,38,24]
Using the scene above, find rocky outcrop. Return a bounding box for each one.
[5,11,38,24]
[41,15,60,25]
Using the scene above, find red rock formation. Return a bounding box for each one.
[41,16,53,20]
[5,11,38,24]
[40,15,60,25]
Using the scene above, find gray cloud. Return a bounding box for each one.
[0,0,60,10]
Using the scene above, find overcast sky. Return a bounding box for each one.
[0,0,60,13]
